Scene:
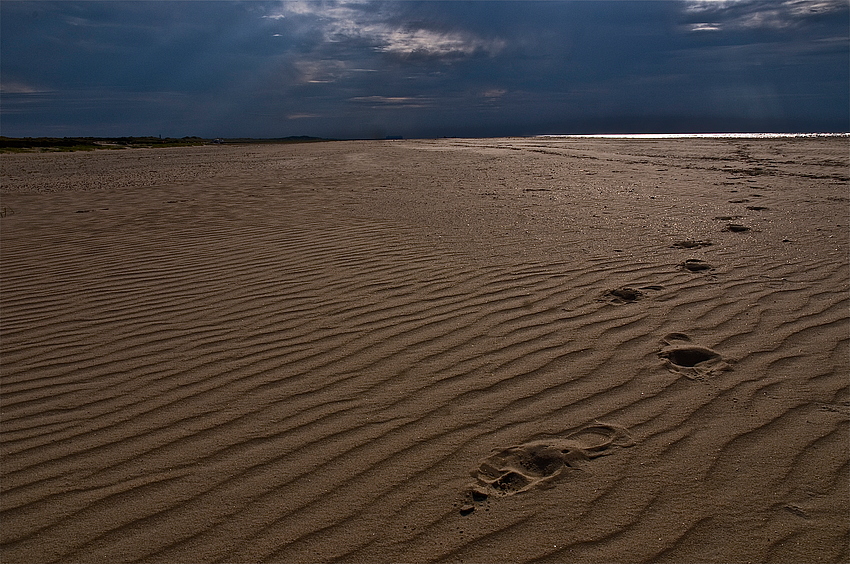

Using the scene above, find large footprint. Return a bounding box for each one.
[462,423,633,511]
[658,332,731,379]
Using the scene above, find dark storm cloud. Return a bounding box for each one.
[268,0,505,60]
[1,1,847,138]
[681,0,848,31]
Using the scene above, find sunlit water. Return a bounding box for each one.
[538,133,848,139]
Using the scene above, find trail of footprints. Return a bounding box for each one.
[459,331,729,514]
[459,197,750,514]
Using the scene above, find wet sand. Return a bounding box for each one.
[1,137,848,563]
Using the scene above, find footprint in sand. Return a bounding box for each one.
[599,286,663,305]
[460,423,634,514]
[602,287,643,304]
[671,239,713,249]
[678,259,713,273]
[659,333,731,379]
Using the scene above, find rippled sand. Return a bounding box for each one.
[2,137,847,563]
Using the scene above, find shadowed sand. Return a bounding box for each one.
[1,137,848,563]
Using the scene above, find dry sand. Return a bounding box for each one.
[1,137,848,563]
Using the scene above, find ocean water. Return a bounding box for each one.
[538,133,848,139]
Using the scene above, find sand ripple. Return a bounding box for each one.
[2,139,847,563]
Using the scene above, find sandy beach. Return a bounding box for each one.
[1,137,847,563]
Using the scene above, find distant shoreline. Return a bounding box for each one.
[0,135,334,152]
[3,132,846,153]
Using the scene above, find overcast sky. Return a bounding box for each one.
[1,1,847,139]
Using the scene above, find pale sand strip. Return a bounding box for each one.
[1,138,848,563]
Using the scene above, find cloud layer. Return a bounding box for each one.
[1,1,846,138]
[267,1,504,60]
[684,0,848,31]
